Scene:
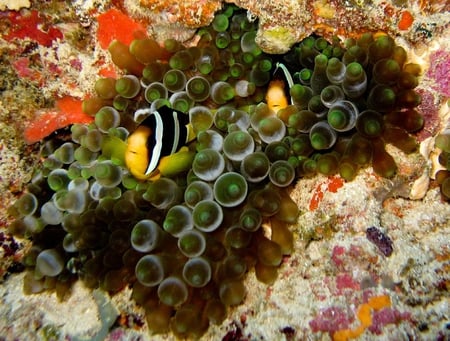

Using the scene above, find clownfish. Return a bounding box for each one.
[266,79,289,112]
[125,106,196,180]
[265,62,295,112]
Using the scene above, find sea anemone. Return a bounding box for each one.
[8,4,427,338]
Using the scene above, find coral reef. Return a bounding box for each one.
[5,3,430,338]
[134,0,450,53]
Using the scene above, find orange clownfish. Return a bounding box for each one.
[265,62,294,113]
[266,79,289,112]
[125,106,196,180]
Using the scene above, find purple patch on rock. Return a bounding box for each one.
[427,50,450,97]
[309,306,354,334]
[368,307,412,334]
[366,226,393,257]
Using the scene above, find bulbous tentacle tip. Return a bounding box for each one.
[269,160,295,187]
[169,49,194,71]
[177,229,206,257]
[367,85,396,112]
[239,207,262,232]
[36,249,64,277]
[371,139,398,178]
[157,276,189,306]
[163,205,193,237]
[169,91,194,112]
[214,107,250,132]
[327,100,358,132]
[339,156,359,181]
[94,160,123,188]
[225,225,252,249]
[223,131,255,161]
[95,106,121,133]
[192,199,223,232]
[143,178,180,209]
[192,149,225,181]
[129,37,171,65]
[210,81,235,104]
[94,77,117,100]
[53,188,87,214]
[440,177,450,200]
[131,219,165,253]
[356,110,385,139]
[197,130,224,152]
[189,106,214,134]
[135,254,166,287]
[204,299,227,325]
[240,151,270,183]
[145,82,169,103]
[309,121,337,150]
[115,75,141,99]
[15,192,39,217]
[214,172,248,207]
[163,69,187,93]
[184,180,214,209]
[320,85,345,108]
[316,153,339,176]
[257,116,286,144]
[182,257,212,288]
[186,76,211,102]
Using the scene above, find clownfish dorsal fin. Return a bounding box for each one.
[274,62,295,105]
[274,62,295,89]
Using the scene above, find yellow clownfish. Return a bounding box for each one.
[266,79,289,112]
[265,62,294,113]
[125,106,196,180]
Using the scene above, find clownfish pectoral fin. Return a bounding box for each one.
[274,62,294,89]
[157,147,195,178]
[101,135,127,166]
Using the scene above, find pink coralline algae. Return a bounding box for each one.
[335,273,361,294]
[415,88,440,142]
[368,307,412,335]
[427,50,450,97]
[331,245,346,268]
[331,244,366,272]
[309,306,354,334]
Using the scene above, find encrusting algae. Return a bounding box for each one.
[3,1,449,340]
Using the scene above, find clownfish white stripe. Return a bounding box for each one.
[148,110,164,174]
[171,110,180,155]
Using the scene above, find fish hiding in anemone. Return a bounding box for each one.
[109,105,196,180]
[265,62,294,112]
